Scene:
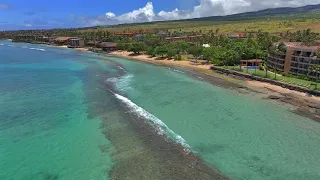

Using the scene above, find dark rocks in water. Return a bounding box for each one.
[268,95,281,100]
[30,172,59,180]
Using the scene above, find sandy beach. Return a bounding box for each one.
[48,45,90,52]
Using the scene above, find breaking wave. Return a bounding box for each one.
[29,48,46,51]
[113,64,126,71]
[111,91,191,152]
[168,67,186,74]
[107,74,133,92]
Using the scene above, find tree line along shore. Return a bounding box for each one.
[1,28,320,92]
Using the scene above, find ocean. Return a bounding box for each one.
[1,40,320,180]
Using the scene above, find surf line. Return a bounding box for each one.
[107,89,192,153]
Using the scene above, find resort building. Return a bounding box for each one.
[268,42,320,78]
[99,42,117,51]
[69,38,84,48]
[54,37,71,45]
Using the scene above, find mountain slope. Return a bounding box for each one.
[187,4,320,21]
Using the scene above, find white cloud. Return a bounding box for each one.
[105,12,116,19]
[85,0,320,26]
[117,2,155,23]
[24,24,32,27]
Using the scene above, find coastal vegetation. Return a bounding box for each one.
[0,5,320,91]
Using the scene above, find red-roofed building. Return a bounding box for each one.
[54,37,71,45]
[113,32,136,37]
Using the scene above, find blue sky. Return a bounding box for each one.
[0,0,319,30]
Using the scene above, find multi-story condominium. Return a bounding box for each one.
[268,42,320,78]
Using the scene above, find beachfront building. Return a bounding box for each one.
[69,38,84,48]
[99,42,117,51]
[240,59,263,67]
[54,37,71,46]
[268,42,320,78]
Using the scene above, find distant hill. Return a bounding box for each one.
[183,4,320,21]
[99,4,320,29]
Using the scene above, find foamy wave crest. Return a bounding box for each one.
[107,74,133,92]
[29,48,46,51]
[113,64,126,71]
[21,46,28,48]
[168,67,186,74]
[7,45,14,47]
[0,44,4,46]
[113,92,191,152]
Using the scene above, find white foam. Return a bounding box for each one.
[198,76,204,80]
[107,74,133,92]
[168,67,186,74]
[29,48,46,51]
[7,45,14,47]
[0,44,4,46]
[114,64,125,71]
[113,92,191,152]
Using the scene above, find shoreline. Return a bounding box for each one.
[83,63,228,180]
[47,44,90,52]
[108,51,320,122]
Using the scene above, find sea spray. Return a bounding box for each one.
[106,74,133,92]
[109,90,192,153]
[29,48,46,51]
[168,67,186,74]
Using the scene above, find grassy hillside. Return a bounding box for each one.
[78,4,320,35]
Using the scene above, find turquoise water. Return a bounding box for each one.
[0,41,113,180]
[106,56,320,180]
[1,41,320,180]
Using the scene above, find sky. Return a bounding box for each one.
[0,0,320,31]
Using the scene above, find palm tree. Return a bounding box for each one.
[309,65,320,90]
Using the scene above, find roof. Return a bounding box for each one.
[202,44,210,48]
[240,59,263,63]
[55,37,71,41]
[113,32,136,36]
[165,35,202,40]
[277,42,320,51]
[99,42,117,48]
[69,37,82,40]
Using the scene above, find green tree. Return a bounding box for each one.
[153,45,168,57]
[202,47,215,63]
[167,49,177,59]
[116,42,130,51]
[278,42,287,53]
[129,42,147,54]
[309,65,320,90]
[315,50,320,58]
[188,46,203,63]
